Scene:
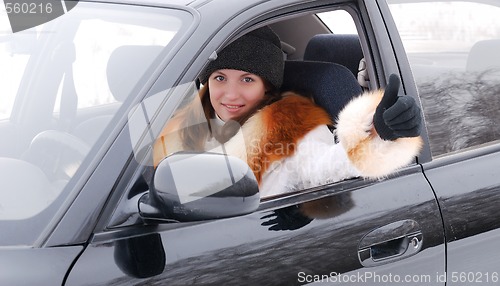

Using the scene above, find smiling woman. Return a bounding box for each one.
[208,69,267,122]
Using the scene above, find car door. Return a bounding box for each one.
[387,0,500,284]
[67,172,444,285]
[64,1,446,285]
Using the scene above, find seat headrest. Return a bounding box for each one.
[281,60,362,121]
[466,39,500,72]
[304,34,363,77]
[106,45,164,102]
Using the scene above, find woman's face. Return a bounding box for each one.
[208,69,266,122]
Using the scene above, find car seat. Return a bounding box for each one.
[303,34,368,89]
[466,39,500,72]
[281,60,362,123]
[72,45,164,145]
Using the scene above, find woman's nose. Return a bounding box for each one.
[222,82,240,100]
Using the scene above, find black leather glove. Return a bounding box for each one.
[373,74,422,141]
[261,204,313,231]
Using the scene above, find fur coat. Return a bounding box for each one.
[153,90,423,197]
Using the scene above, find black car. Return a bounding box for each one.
[1,0,499,285]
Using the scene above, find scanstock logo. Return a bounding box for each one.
[3,0,79,33]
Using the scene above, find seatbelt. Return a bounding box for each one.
[357,58,370,91]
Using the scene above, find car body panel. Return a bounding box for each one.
[423,145,500,285]
[0,246,83,286]
[67,169,444,285]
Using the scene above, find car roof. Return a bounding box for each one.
[80,0,249,8]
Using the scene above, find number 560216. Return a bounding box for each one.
[450,272,498,283]
[5,2,53,14]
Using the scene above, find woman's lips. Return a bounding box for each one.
[222,103,244,112]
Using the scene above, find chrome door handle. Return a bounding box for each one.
[358,219,423,267]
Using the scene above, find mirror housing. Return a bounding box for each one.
[139,152,260,222]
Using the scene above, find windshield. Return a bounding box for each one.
[0,1,191,246]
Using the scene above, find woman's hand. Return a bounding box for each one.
[373,74,422,141]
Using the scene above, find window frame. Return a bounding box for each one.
[99,1,426,234]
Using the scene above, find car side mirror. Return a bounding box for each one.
[138,152,260,222]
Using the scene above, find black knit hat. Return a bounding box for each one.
[199,26,284,89]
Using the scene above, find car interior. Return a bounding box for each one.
[270,12,369,87]
[0,4,403,236]
[109,11,369,172]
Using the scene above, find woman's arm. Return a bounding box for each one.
[336,87,423,179]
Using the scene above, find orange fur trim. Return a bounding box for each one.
[153,116,184,167]
[246,92,332,183]
[153,92,332,184]
[342,91,382,168]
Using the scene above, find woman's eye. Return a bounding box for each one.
[214,75,225,81]
[242,77,254,83]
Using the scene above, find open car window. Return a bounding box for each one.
[108,7,383,228]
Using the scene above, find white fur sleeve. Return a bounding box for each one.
[259,125,360,197]
[336,90,423,179]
